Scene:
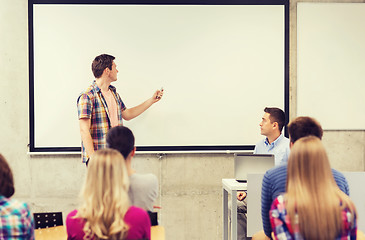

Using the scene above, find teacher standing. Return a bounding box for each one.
[77,54,164,164]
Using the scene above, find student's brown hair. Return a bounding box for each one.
[0,154,15,198]
[264,107,286,132]
[91,54,115,78]
[287,116,323,144]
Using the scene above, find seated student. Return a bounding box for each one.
[0,154,34,239]
[254,117,350,240]
[270,136,357,240]
[254,107,290,165]
[66,149,151,240]
[235,107,290,240]
[106,126,158,212]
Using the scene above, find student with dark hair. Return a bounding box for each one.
[254,107,290,166]
[107,126,158,212]
[235,107,290,240]
[78,54,164,165]
[253,116,349,240]
[287,116,324,143]
[0,154,34,239]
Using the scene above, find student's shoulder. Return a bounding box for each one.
[125,206,149,221]
[282,135,290,142]
[127,206,148,214]
[66,209,79,224]
[281,136,290,146]
[331,168,348,185]
[0,197,30,215]
[331,168,346,178]
[79,83,98,98]
[331,168,350,195]
[263,164,287,187]
[265,164,287,178]
[132,173,158,182]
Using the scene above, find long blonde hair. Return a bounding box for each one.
[76,148,130,240]
[286,136,356,240]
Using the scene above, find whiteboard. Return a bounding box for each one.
[297,3,365,130]
[30,1,288,151]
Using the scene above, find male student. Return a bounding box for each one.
[253,116,349,240]
[236,107,290,240]
[254,107,290,165]
[106,126,158,212]
[77,54,164,164]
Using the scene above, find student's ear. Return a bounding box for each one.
[290,141,294,149]
[130,147,136,158]
[104,67,110,76]
[272,122,278,129]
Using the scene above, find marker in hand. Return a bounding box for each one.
[156,87,164,99]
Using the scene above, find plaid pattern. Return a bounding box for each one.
[0,196,34,240]
[270,194,357,240]
[77,81,126,163]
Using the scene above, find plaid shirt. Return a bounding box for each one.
[0,196,34,240]
[270,194,357,240]
[77,81,126,163]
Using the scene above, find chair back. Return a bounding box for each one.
[148,211,158,226]
[33,212,63,228]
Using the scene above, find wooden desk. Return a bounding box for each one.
[35,225,165,240]
[151,225,165,240]
[35,226,67,240]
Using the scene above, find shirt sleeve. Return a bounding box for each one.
[261,172,274,238]
[349,210,357,240]
[66,210,85,240]
[344,179,350,196]
[146,174,159,212]
[332,170,350,196]
[77,93,93,119]
[270,197,292,240]
[150,174,159,202]
[142,210,151,240]
[23,203,34,240]
[115,92,126,112]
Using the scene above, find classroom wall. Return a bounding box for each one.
[0,0,364,239]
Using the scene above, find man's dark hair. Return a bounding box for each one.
[264,107,286,132]
[91,54,115,78]
[106,126,135,159]
[0,154,15,198]
[288,116,323,144]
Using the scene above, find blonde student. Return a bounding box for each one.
[269,136,357,240]
[66,149,151,240]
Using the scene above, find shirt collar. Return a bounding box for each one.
[264,134,284,147]
[92,80,117,93]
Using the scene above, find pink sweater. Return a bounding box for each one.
[66,206,151,240]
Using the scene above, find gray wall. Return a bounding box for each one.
[1,0,364,239]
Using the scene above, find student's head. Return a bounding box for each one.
[79,148,129,239]
[92,54,115,78]
[0,154,15,198]
[260,107,286,136]
[287,116,323,144]
[286,136,355,240]
[106,126,135,160]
